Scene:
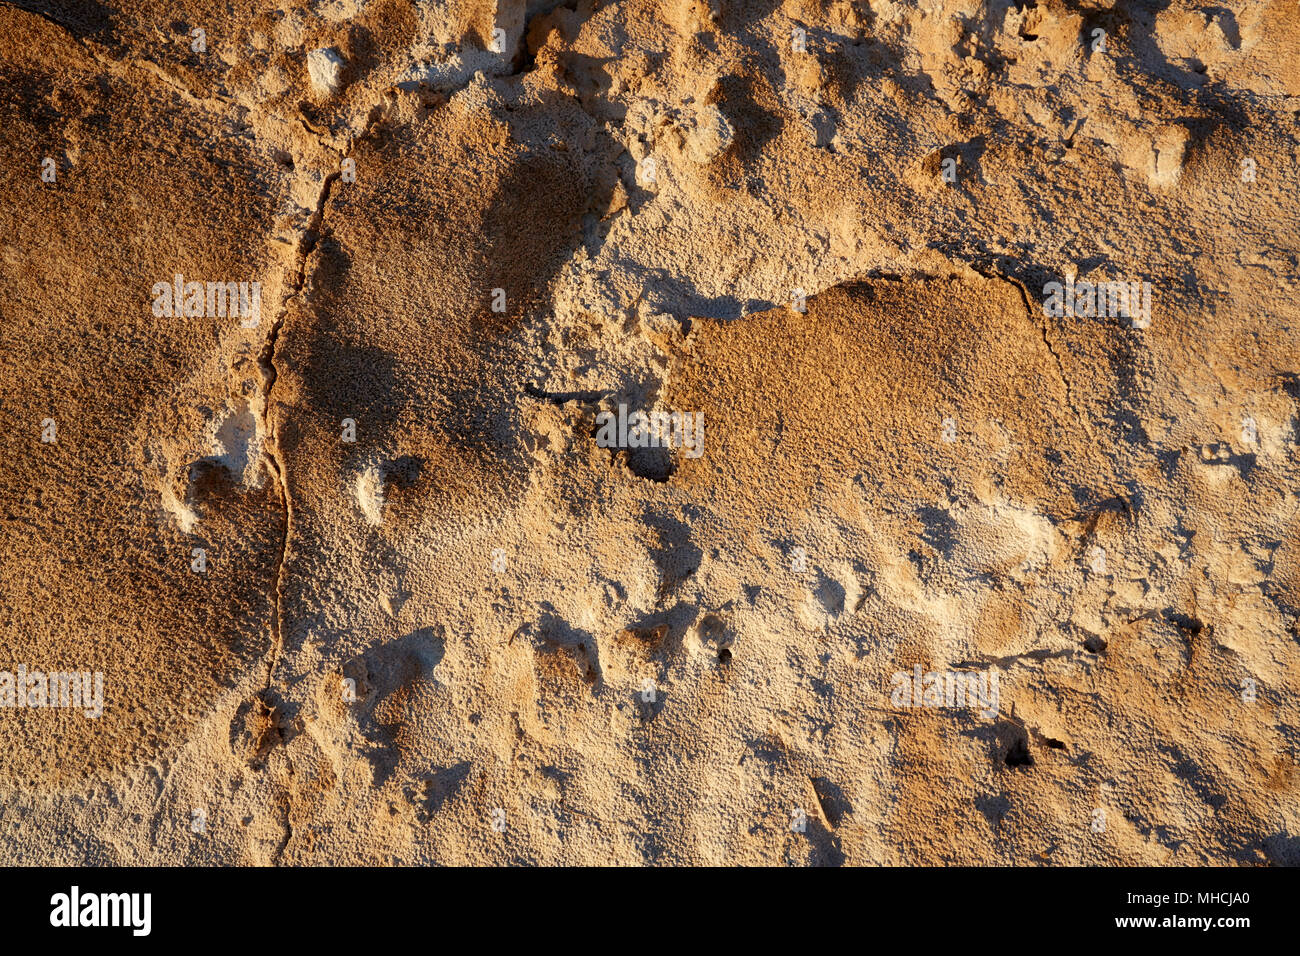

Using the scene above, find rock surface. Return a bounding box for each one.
[0,0,1297,864]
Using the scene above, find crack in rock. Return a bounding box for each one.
[258,169,341,691]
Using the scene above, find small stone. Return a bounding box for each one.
[685,105,734,163]
[307,47,346,96]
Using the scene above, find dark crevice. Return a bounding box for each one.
[1004,736,1035,768]
[523,382,608,405]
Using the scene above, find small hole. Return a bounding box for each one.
[717,648,732,664]
[626,445,675,482]
[1005,738,1035,768]
[1044,738,1067,750]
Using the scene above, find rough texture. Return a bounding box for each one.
[0,0,1297,865]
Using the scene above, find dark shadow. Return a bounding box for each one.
[1160,744,1228,811]
[15,0,116,42]
[409,761,472,822]
[643,510,703,600]
[356,626,447,786]
[807,820,847,867]
[623,601,699,660]
[1261,831,1300,866]
[811,776,854,827]
[917,505,959,558]
[712,71,784,185]
[997,720,1035,769]
[975,793,1012,829]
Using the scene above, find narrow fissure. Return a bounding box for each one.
[258,170,341,692]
